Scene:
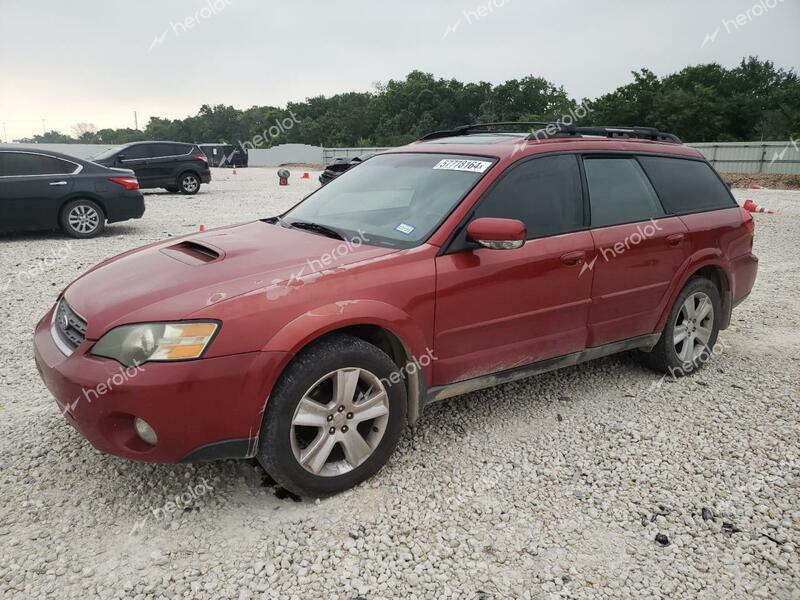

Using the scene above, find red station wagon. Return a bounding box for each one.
[34,124,759,496]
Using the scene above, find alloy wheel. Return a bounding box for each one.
[290,368,390,477]
[673,291,714,363]
[67,205,100,234]
[182,175,199,192]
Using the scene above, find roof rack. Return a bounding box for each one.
[418,122,555,141]
[526,124,682,144]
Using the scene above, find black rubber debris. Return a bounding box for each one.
[655,533,670,546]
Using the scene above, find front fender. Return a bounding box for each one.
[262,299,430,367]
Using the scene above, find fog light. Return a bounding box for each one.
[134,417,157,446]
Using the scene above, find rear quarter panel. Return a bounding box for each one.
[654,206,756,331]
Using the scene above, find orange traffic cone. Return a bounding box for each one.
[232,164,237,175]
[301,172,310,179]
[199,224,206,231]
[743,199,774,214]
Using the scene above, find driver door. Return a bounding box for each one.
[432,154,594,386]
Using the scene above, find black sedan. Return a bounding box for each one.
[0,146,145,238]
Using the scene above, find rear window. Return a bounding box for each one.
[638,156,736,214]
[583,157,665,227]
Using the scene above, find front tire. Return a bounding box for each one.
[178,171,200,195]
[636,276,721,376]
[257,334,407,497]
[60,199,105,238]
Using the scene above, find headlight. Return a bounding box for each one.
[90,322,219,367]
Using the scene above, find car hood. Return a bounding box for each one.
[64,220,398,339]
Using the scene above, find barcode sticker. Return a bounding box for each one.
[433,159,492,173]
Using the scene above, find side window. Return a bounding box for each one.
[474,154,584,239]
[159,143,189,156]
[638,156,736,214]
[121,145,149,160]
[0,152,76,176]
[583,157,664,228]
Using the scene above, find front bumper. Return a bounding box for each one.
[33,305,286,463]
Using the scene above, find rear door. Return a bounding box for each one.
[149,143,191,184]
[433,154,593,385]
[583,155,689,346]
[0,152,77,231]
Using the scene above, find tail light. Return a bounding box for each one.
[740,207,755,235]
[109,176,139,190]
[740,206,755,250]
[193,153,208,163]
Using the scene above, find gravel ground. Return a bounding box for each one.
[0,169,798,599]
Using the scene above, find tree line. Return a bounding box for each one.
[15,57,799,147]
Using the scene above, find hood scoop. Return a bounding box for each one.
[160,241,223,266]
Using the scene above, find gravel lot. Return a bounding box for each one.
[1,168,798,599]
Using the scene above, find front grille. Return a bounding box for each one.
[52,299,88,354]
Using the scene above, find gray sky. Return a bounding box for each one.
[1,0,798,140]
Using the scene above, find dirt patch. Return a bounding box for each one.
[721,172,800,191]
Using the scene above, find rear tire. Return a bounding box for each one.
[60,199,105,238]
[257,334,407,497]
[635,277,721,376]
[178,172,200,195]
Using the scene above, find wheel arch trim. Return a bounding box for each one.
[260,300,432,425]
[655,251,733,333]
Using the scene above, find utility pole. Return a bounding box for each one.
[134,111,139,131]
[1,122,7,143]
[42,118,46,134]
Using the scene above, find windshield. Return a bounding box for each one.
[91,145,124,161]
[282,153,495,248]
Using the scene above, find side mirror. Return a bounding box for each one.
[466,217,526,250]
[117,154,126,162]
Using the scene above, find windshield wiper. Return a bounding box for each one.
[285,219,346,241]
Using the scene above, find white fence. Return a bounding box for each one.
[4,141,799,173]
[691,141,800,175]
[321,147,390,164]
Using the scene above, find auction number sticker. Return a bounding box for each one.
[433,159,492,173]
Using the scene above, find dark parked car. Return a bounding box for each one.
[319,155,371,186]
[199,143,248,168]
[0,146,144,238]
[92,141,211,195]
[34,124,757,496]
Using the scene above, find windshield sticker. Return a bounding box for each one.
[433,159,492,173]
[395,223,415,235]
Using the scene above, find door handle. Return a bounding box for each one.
[666,233,685,246]
[49,181,68,186]
[560,250,586,266]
